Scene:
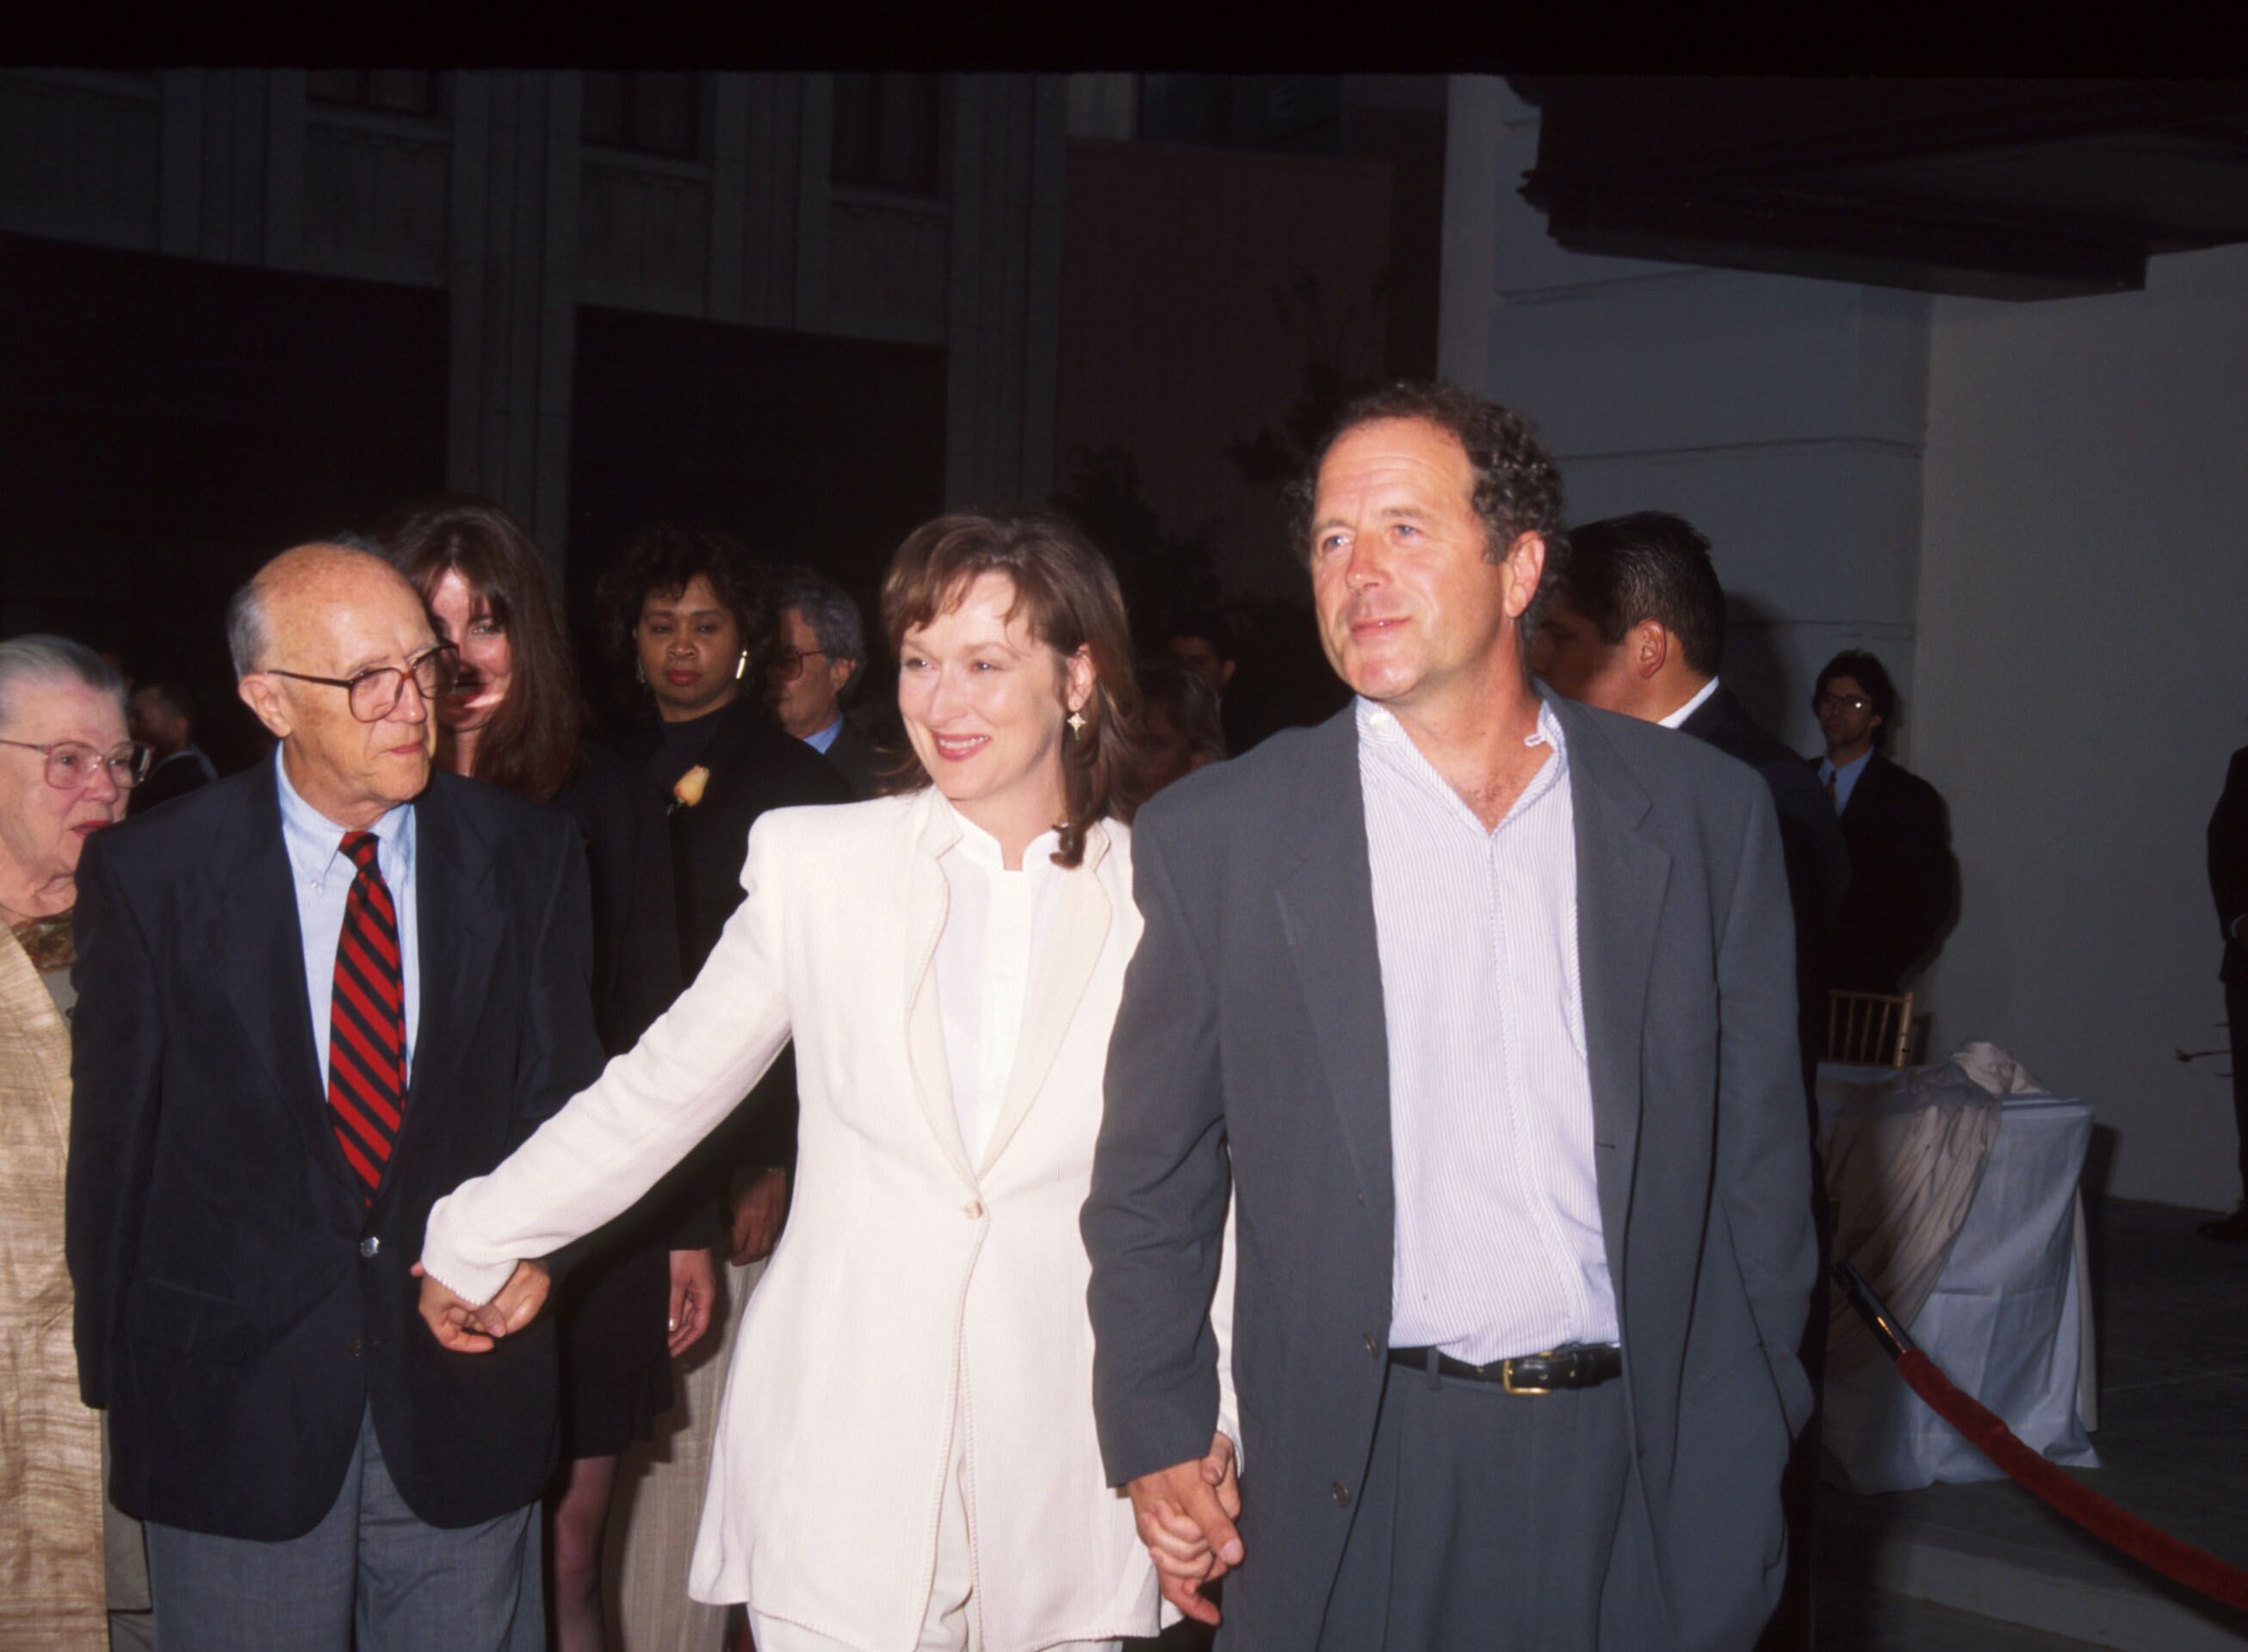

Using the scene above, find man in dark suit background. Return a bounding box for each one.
[1534,510,1849,1096]
[124,680,218,815]
[1810,650,1954,994]
[1084,383,1816,1649]
[1534,510,1849,1649]
[2203,747,2248,1241]
[68,542,605,1649]
[771,564,882,800]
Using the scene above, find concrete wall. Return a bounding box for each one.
[1913,243,2248,1210]
[1441,77,1929,753]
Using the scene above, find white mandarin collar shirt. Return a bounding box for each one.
[931,801,1066,1167]
[1356,696,1619,1364]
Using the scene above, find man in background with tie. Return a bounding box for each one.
[67,541,605,1651]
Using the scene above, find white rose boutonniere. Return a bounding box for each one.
[672,764,712,812]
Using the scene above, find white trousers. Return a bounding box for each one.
[744,1395,1123,1652]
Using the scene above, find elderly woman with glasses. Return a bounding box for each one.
[0,634,153,1649]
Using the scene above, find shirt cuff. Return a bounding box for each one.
[418,1187,520,1308]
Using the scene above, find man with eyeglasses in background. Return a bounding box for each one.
[770,565,881,798]
[1810,649,1955,996]
[67,539,606,1651]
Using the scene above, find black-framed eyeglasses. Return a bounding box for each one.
[1814,692,1871,715]
[0,737,155,791]
[771,648,833,683]
[267,644,460,722]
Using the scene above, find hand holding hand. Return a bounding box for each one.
[412,1259,550,1354]
[666,1247,717,1356]
[1125,1433,1244,1626]
[728,1167,790,1265]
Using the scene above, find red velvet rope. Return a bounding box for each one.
[1894,1348,2248,1616]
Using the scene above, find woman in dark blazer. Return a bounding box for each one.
[590,523,850,1649]
[376,497,703,1652]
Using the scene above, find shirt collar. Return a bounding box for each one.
[1821,746,1874,784]
[1657,674,1722,730]
[275,745,415,892]
[803,715,845,754]
[938,795,1061,879]
[1355,693,1570,832]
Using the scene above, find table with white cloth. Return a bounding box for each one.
[1818,1060,2101,1494]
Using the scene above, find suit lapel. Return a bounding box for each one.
[975,824,1113,1178]
[1551,700,1671,1284]
[1273,710,1394,1240]
[388,777,501,1179]
[214,764,356,1199]
[901,795,979,1191]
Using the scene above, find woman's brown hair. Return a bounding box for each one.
[880,511,1143,869]
[372,493,585,804]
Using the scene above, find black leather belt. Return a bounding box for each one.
[1387,1342,1622,1394]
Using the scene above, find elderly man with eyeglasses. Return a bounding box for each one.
[65,541,606,1652]
[770,565,882,799]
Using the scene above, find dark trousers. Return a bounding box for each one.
[1313,1361,1664,1651]
[2230,980,2248,1196]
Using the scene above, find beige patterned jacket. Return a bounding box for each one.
[0,926,107,1649]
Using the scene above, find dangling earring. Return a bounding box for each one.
[735,649,749,681]
[1067,709,1087,739]
[635,659,646,686]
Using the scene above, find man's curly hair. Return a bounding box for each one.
[1287,380,1570,634]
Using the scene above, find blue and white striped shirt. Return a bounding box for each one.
[1358,696,1619,1364]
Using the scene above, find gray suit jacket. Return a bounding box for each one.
[1083,696,1817,1651]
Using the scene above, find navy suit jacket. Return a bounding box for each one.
[67,763,604,1538]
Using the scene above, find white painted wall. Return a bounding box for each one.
[1443,78,1931,756]
[1442,77,2248,1209]
[1914,243,2248,1210]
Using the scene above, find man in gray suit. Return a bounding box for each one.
[1082,382,1816,1649]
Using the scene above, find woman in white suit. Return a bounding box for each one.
[417,514,1232,1652]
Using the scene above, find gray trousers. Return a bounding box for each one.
[1314,1362,1665,1652]
[144,1408,542,1652]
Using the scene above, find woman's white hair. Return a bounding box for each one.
[0,634,126,733]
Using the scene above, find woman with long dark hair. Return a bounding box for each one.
[419,512,1235,1652]
[375,495,709,1652]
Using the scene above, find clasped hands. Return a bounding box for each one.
[1126,1432,1243,1627]
[415,1247,720,1358]
[412,1259,550,1354]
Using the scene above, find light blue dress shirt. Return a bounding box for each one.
[1819,748,1873,814]
[1358,696,1619,1363]
[803,715,844,755]
[275,746,421,1086]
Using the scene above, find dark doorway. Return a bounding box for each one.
[568,305,947,723]
[0,232,449,774]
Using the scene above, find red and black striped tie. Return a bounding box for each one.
[328,830,406,1201]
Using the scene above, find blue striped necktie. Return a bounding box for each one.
[328,831,406,1200]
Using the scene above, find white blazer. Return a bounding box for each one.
[423,791,1160,1652]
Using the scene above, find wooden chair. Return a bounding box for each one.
[1825,989,1915,1067]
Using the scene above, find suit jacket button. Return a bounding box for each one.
[1330,1481,1352,1507]
[359,1236,381,1258]
[1362,1332,1378,1358]
[964,1200,984,1219]
[345,1336,364,1358]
